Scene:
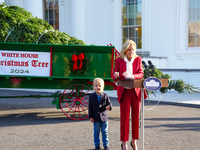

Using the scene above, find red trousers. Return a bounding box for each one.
[120,89,141,141]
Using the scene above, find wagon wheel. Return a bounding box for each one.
[60,84,91,120]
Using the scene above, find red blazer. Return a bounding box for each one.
[114,56,147,102]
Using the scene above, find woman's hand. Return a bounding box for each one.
[114,72,119,79]
[122,71,134,79]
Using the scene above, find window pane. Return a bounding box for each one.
[49,19,54,26]
[135,38,139,47]
[137,0,142,3]
[123,28,128,38]
[197,0,200,8]
[189,9,197,21]
[197,35,200,46]
[44,1,48,9]
[55,9,59,20]
[122,15,128,26]
[136,37,142,49]
[130,0,135,5]
[54,1,58,9]
[128,5,136,14]
[49,2,53,10]
[189,0,197,9]
[123,1,127,7]
[197,22,200,34]
[128,13,141,26]
[49,10,53,19]
[189,22,196,34]
[129,27,136,38]
[122,0,142,48]
[128,16,135,25]
[55,20,59,30]
[189,35,196,47]
[136,13,142,25]
[198,8,200,21]
[137,26,142,37]
[122,38,128,44]
[136,1,142,14]
[43,0,59,30]
[129,37,136,43]
[45,10,48,19]
[128,14,137,25]
[129,27,141,38]
[122,6,128,15]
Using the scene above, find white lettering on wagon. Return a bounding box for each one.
[0,50,50,77]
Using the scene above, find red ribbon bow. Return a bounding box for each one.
[72,53,85,71]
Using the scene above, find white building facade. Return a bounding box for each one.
[1,0,200,87]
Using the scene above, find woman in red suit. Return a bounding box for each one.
[114,40,147,150]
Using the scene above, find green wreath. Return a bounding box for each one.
[69,52,90,74]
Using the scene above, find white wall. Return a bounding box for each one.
[85,0,112,45]
[147,0,200,68]
[5,0,23,7]
[23,0,43,19]
[148,0,177,58]
[4,0,43,19]
[0,0,4,4]
[84,0,122,48]
[144,0,200,87]
[59,0,71,34]
[59,0,122,49]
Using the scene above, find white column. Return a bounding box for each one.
[59,0,65,32]
[110,0,122,51]
[115,0,122,51]
[143,0,150,52]
[70,0,86,42]
[23,0,43,19]
[175,0,188,58]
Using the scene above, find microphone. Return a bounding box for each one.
[148,60,155,71]
[142,61,148,70]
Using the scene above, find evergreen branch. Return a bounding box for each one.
[143,66,200,95]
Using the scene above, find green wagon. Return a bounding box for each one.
[0,42,119,120]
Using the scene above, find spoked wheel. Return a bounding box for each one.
[60,84,92,120]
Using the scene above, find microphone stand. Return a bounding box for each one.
[141,60,155,150]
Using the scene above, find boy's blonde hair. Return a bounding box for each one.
[93,78,104,90]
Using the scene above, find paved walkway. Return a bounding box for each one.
[1,89,200,150]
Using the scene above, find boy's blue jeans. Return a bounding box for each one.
[93,120,109,147]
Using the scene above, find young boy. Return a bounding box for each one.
[89,78,112,150]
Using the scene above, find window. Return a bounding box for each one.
[122,0,142,48]
[188,0,200,47]
[43,0,59,30]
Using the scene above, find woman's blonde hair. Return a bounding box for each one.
[120,40,138,59]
